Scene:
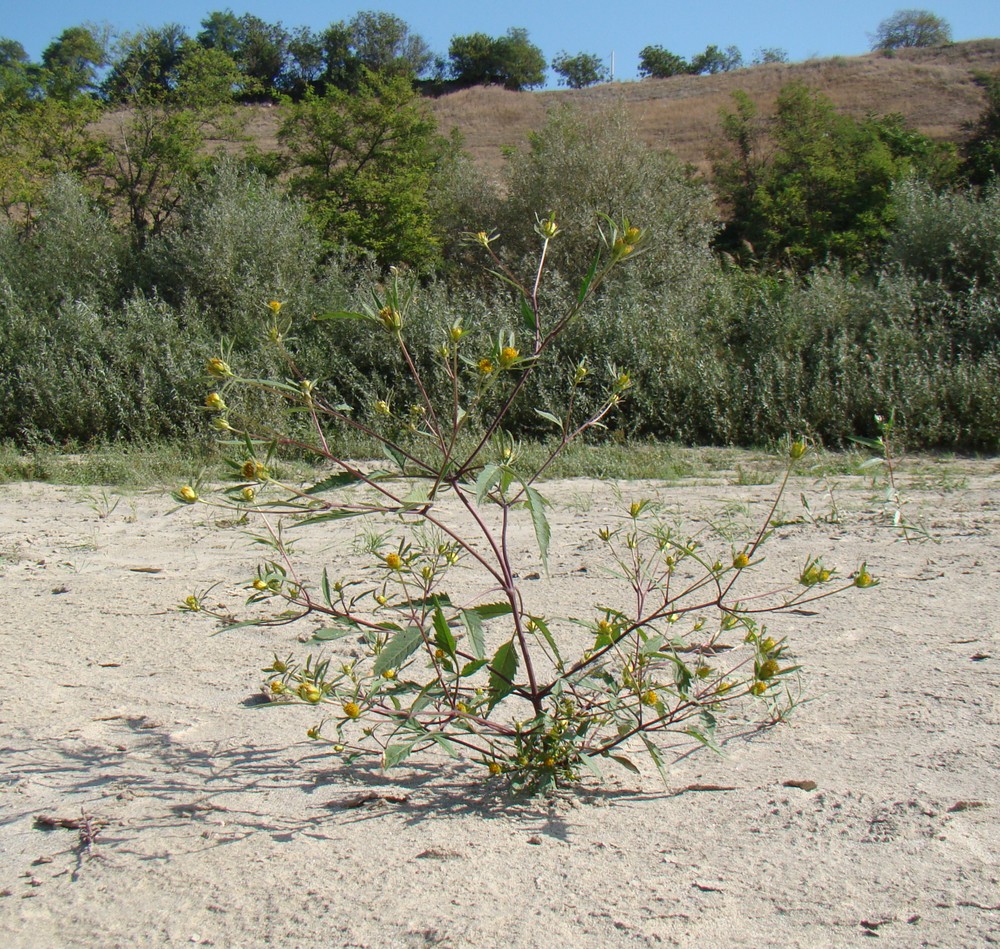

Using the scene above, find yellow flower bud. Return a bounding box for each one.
[789,440,808,461]
[757,659,780,681]
[270,680,285,694]
[241,486,256,502]
[178,485,198,504]
[488,762,502,775]
[378,305,402,332]
[184,595,200,611]
[750,681,768,696]
[267,300,283,314]
[499,346,519,367]
[206,357,232,378]
[252,578,268,591]
[733,552,750,570]
[204,392,226,411]
[383,552,403,570]
[374,399,391,416]
[641,690,659,707]
[854,565,878,589]
[343,701,361,719]
[381,669,396,680]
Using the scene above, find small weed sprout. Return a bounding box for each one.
[851,410,936,543]
[182,219,875,794]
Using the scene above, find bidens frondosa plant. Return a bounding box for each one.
[181,215,876,794]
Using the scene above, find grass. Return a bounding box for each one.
[4,437,975,490]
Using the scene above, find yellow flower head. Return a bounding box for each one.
[206,357,233,378]
[733,552,751,570]
[478,358,494,375]
[183,594,200,611]
[378,305,402,332]
[487,762,503,775]
[204,392,226,411]
[641,689,659,707]
[241,460,268,482]
[178,485,198,504]
[252,578,268,591]
[383,552,403,570]
[499,346,519,368]
[267,300,283,314]
[343,701,361,719]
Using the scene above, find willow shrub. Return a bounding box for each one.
[179,219,874,794]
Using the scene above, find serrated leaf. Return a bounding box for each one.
[469,602,514,621]
[429,733,459,758]
[383,442,407,472]
[305,472,364,495]
[525,486,551,574]
[432,604,456,657]
[475,463,502,504]
[459,659,487,677]
[373,626,424,677]
[460,609,485,660]
[382,742,415,769]
[292,509,366,528]
[487,641,519,710]
[307,626,358,643]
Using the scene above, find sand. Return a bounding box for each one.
[1,457,997,948]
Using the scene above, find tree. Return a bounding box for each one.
[713,83,950,266]
[198,13,290,99]
[448,28,546,91]
[551,51,609,88]
[752,47,789,65]
[870,9,951,50]
[690,44,743,75]
[347,11,432,80]
[279,70,448,266]
[963,70,1000,185]
[638,46,690,79]
[102,25,192,102]
[40,26,107,99]
[88,46,245,246]
[0,38,35,103]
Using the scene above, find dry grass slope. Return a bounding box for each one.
[233,39,1000,180]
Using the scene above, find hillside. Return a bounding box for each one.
[236,39,1000,180]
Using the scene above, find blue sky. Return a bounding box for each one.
[6,1,998,83]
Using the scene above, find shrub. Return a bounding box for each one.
[180,220,874,795]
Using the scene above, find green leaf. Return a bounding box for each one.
[534,409,564,432]
[577,252,600,303]
[321,567,332,607]
[429,733,459,758]
[292,509,366,528]
[373,626,424,677]
[579,754,603,780]
[460,609,486,660]
[475,463,502,503]
[307,626,358,643]
[382,742,416,769]
[469,601,514,621]
[487,641,519,710]
[525,486,551,573]
[527,615,562,667]
[609,754,641,775]
[520,296,538,334]
[306,472,364,494]
[459,659,487,677]
[383,442,407,472]
[432,604,456,657]
[641,735,670,786]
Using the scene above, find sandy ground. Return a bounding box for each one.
[1,458,997,948]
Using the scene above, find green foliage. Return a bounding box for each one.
[495,104,717,287]
[887,178,1000,291]
[870,9,951,50]
[962,70,1000,186]
[448,28,546,91]
[714,83,950,267]
[279,71,448,267]
[551,51,609,89]
[85,46,245,247]
[183,224,871,795]
[638,46,690,79]
[102,24,192,102]
[690,45,743,75]
[39,26,107,99]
